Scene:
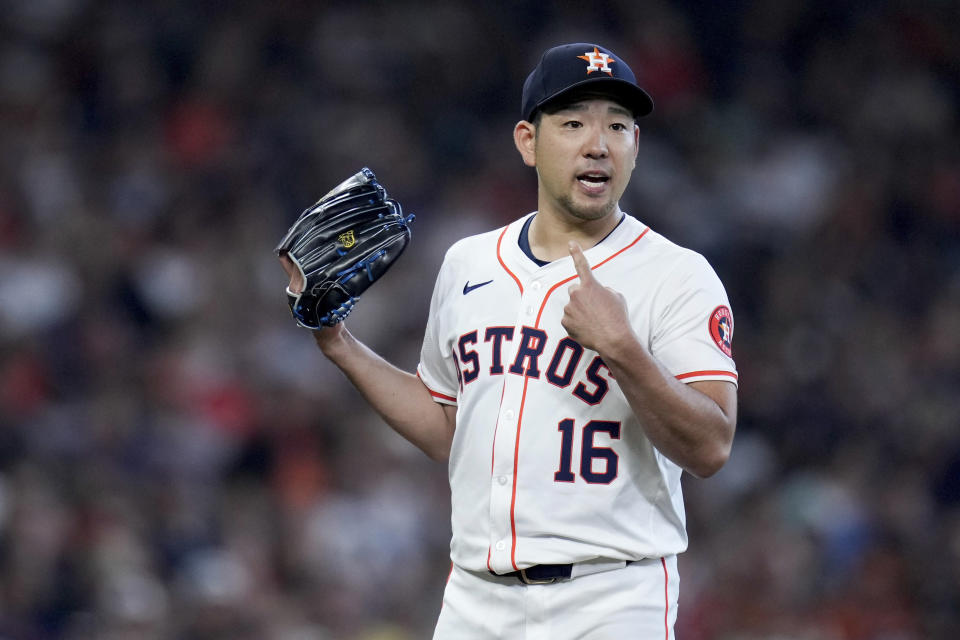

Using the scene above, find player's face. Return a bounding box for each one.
[529,98,639,223]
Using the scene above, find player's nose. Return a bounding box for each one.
[582,125,609,159]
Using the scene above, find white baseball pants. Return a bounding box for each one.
[432,556,679,640]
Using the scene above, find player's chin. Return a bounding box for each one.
[563,197,616,222]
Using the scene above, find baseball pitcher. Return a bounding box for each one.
[278,42,738,640]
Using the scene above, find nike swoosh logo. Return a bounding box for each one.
[463,279,494,295]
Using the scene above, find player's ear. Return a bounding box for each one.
[627,123,639,171]
[514,120,537,167]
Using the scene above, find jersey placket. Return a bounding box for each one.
[487,272,547,573]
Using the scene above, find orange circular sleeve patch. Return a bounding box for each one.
[709,306,734,357]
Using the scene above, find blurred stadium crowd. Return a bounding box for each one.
[0,0,958,638]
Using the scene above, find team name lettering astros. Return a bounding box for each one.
[454,326,610,405]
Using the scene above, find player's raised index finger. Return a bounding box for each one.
[568,241,595,282]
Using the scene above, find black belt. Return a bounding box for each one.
[500,563,573,584]
[496,560,636,585]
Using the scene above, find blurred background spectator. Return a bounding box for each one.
[0,0,958,638]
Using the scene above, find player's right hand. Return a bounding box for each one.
[562,241,633,354]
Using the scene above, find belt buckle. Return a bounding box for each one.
[518,568,556,585]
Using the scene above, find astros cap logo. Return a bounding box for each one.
[520,42,654,122]
[578,46,615,76]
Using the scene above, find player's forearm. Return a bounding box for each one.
[312,327,455,461]
[598,334,735,478]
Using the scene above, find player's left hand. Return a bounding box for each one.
[562,241,634,354]
[279,253,305,294]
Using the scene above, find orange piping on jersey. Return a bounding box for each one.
[428,389,458,402]
[496,225,524,295]
[534,228,650,327]
[508,374,532,571]
[417,372,459,402]
[485,376,510,570]
[675,370,738,382]
[661,557,670,639]
[506,227,650,572]
[490,382,507,473]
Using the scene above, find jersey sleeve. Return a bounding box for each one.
[649,253,738,386]
[417,249,460,405]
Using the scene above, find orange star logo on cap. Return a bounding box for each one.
[578,46,615,76]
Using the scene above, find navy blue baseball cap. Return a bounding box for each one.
[521,43,654,122]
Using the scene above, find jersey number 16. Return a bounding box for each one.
[554,419,621,484]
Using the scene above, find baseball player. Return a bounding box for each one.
[280,42,737,639]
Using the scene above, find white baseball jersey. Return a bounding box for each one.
[417,212,737,575]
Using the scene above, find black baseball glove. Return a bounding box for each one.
[275,168,414,329]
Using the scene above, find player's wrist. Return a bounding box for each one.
[596,327,646,365]
[312,323,350,358]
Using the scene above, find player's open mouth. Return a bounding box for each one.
[577,172,609,191]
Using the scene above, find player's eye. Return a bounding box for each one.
[610,122,628,132]
[563,120,583,129]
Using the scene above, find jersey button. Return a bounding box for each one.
[495,540,506,551]
[525,305,534,316]
[498,476,508,485]
[532,281,542,291]
[504,410,514,421]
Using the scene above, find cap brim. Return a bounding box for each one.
[529,77,654,121]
